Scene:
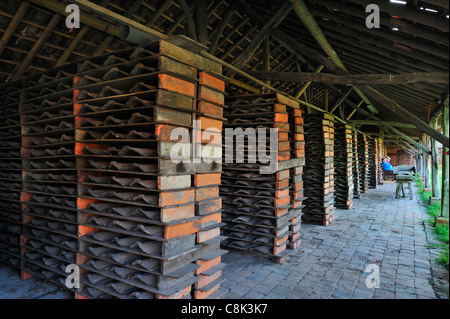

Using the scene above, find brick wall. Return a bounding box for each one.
[386,147,414,166]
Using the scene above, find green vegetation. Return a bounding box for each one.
[415,173,449,269]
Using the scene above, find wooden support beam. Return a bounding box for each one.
[308,5,449,60]
[246,71,449,85]
[208,6,235,54]
[177,0,197,41]
[231,1,292,70]
[295,65,324,99]
[30,0,119,36]
[10,14,59,81]
[441,103,449,218]
[0,1,30,56]
[288,0,375,111]
[347,0,449,32]
[309,0,448,46]
[346,100,364,121]
[330,87,353,114]
[288,0,447,147]
[359,85,449,148]
[55,25,90,67]
[430,88,449,123]
[421,0,449,9]
[431,118,441,198]
[342,96,432,154]
[93,35,113,56]
[263,37,271,89]
[422,134,432,188]
[196,0,207,46]
[146,0,173,27]
[349,120,416,129]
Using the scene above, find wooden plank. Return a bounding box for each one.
[160,40,222,73]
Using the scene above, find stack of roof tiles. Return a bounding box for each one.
[220,93,304,263]
[0,38,227,299]
[303,113,335,226]
[334,124,354,210]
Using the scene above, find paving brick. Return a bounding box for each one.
[2,183,445,300]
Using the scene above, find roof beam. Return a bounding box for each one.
[421,0,449,10]
[348,120,416,128]
[330,87,353,114]
[359,85,449,147]
[346,0,449,32]
[230,1,292,70]
[196,0,207,46]
[175,0,197,41]
[247,71,449,85]
[0,1,30,56]
[308,6,448,60]
[308,0,448,45]
[10,14,59,81]
[29,0,119,36]
[288,0,376,113]
[55,25,90,67]
[208,6,235,54]
[288,0,448,148]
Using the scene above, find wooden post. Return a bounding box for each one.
[441,104,449,219]
[263,37,271,90]
[196,0,208,46]
[178,0,197,41]
[431,118,441,199]
[423,134,431,189]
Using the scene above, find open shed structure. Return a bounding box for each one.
[0,0,448,299]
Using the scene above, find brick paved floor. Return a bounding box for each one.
[0,183,447,299]
[219,182,448,299]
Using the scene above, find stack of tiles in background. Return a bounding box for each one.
[192,71,228,299]
[367,138,378,189]
[220,93,293,263]
[303,113,335,226]
[73,40,225,299]
[376,138,383,186]
[351,129,361,199]
[287,106,305,249]
[334,124,353,210]
[357,133,369,194]
[0,82,22,270]
[19,64,79,288]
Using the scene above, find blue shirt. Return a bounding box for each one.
[382,161,393,171]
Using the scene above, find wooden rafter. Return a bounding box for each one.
[346,0,448,32]
[230,1,292,71]
[0,1,30,56]
[248,71,449,85]
[10,14,60,82]
[208,6,235,54]
[177,0,197,41]
[289,0,448,147]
